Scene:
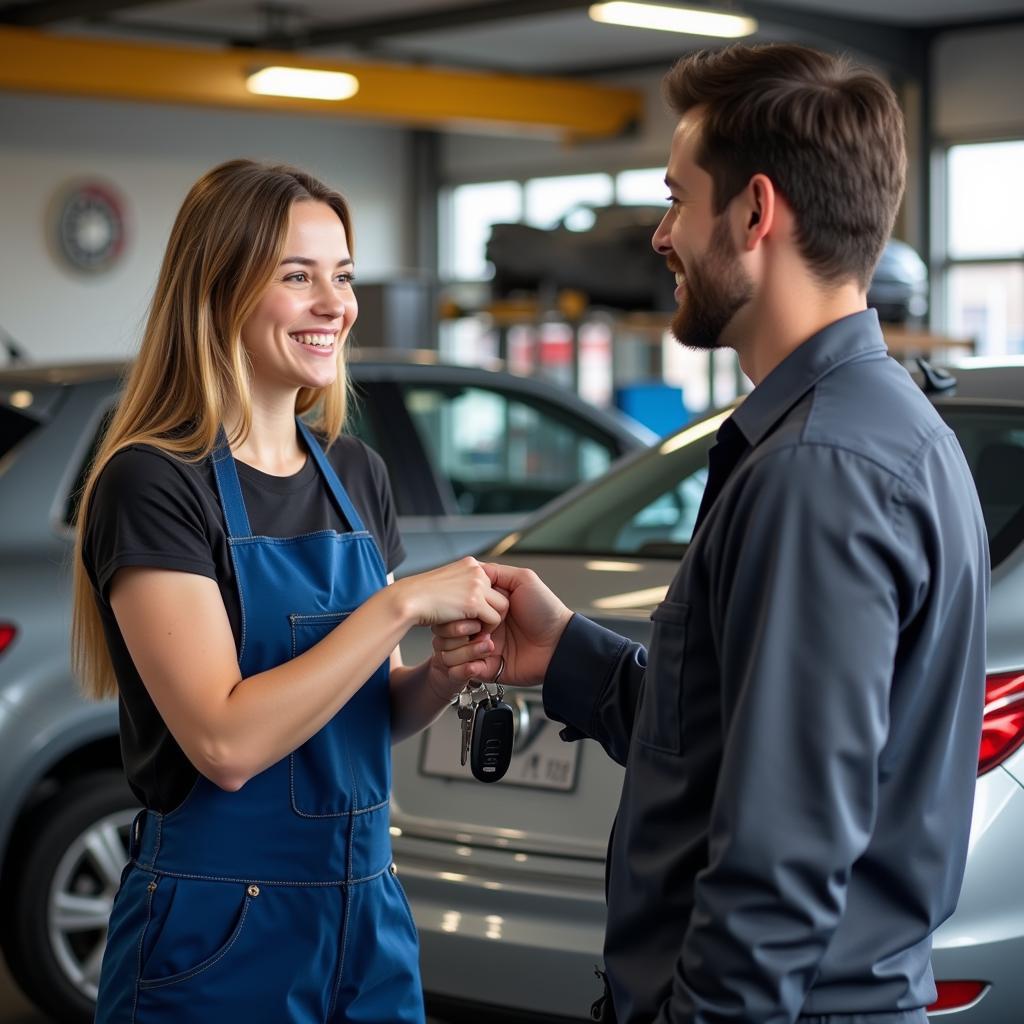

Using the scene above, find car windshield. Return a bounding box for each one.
[508,409,729,560]
[508,402,1024,569]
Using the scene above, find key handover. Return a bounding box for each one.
[454,657,515,783]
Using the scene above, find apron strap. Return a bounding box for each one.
[296,418,369,535]
[210,428,253,539]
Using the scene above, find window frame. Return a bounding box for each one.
[933,135,1024,357]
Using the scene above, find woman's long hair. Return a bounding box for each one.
[73,159,354,700]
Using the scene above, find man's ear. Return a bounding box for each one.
[739,173,775,250]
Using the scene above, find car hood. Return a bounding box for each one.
[390,553,673,859]
[490,552,675,642]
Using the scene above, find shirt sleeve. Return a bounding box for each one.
[543,614,648,767]
[83,446,217,603]
[661,443,916,1023]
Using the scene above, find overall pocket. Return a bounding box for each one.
[635,601,690,755]
[138,877,254,990]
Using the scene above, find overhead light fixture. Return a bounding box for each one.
[246,67,359,101]
[589,1,757,38]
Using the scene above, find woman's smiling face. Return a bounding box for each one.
[240,199,357,396]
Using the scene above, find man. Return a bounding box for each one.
[436,44,989,1024]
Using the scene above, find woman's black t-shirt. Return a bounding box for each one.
[82,434,406,812]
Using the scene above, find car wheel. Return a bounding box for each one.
[1,771,138,1023]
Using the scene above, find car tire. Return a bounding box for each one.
[1,771,138,1024]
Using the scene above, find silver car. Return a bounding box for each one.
[391,360,1024,1021]
[0,352,650,1023]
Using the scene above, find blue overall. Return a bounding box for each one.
[95,421,424,1023]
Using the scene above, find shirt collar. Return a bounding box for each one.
[729,308,887,447]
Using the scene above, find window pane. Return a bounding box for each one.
[402,384,617,516]
[946,263,1024,356]
[616,168,668,205]
[448,181,522,281]
[524,173,613,229]
[948,142,1024,259]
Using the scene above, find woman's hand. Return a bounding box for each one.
[389,557,508,633]
[431,563,573,687]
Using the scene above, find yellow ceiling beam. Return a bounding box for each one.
[0,26,643,139]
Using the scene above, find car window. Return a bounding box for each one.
[344,390,379,451]
[64,405,115,527]
[401,384,618,516]
[0,404,40,461]
[509,412,727,557]
[941,405,1024,568]
[0,380,61,460]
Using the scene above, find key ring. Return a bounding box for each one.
[451,655,505,706]
[483,655,505,703]
[490,655,505,687]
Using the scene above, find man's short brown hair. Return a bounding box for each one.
[663,43,906,289]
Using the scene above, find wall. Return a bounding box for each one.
[932,22,1024,142]
[440,70,674,184]
[0,92,411,362]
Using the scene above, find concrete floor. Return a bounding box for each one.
[0,958,45,1024]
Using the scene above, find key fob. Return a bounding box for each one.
[470,701,514,783]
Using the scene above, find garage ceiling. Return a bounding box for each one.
[0,0,1020,140]
[1,0,1022,77]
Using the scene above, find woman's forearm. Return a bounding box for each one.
[113,558,502,792]
[210,584,418,788]
[388,658,462,744]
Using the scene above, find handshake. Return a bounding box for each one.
[390,556,574,700]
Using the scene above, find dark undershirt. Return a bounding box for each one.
[82,433,405,812]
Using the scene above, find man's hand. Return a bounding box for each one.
[432,563,573,687]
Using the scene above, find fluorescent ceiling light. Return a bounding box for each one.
[589,2,757,38]
[246,67,359,101]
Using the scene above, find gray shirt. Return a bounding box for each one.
[544,310,990,1024]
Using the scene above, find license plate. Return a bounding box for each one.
[419,693,580,792]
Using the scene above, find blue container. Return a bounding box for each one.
[614,382,688,436]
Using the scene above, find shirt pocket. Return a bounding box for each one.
[635,600,690,755]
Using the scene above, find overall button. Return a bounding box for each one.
[389,863,398,876]
[247,884,260,897]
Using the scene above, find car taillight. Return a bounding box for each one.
[0,623,15,655]
[928,980,988,1013]
[979,670,1024,776]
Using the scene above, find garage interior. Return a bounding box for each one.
[0,0,1022,1021]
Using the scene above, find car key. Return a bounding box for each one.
[470,659,514,783]
[457,690,475,767]
[470,688,514,783]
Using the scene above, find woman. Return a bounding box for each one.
[73,159,504,1023]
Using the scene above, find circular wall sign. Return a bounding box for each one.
[52,181,128,274]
